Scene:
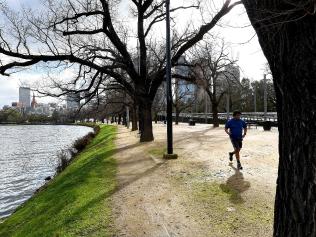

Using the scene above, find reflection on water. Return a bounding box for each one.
[0,125,93,219]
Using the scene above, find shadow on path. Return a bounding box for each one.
[220,164,251,204]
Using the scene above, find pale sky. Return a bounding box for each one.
[0,0,267,108]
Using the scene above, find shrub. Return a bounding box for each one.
[73,134,93,152]
[55,125,101,174]
[56,150,72,174]
[73,125,101,152]
[93,125,101,134]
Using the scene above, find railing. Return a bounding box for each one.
[157,112,278,126]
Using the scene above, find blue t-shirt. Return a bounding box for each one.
[225,118,247,140]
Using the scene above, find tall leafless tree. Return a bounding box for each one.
[191,38,238,127]
[0,0,241,142]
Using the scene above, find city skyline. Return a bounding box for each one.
[1,84,64,110]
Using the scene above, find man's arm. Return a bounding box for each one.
[225,120,231,136]
[242,121,247,138]
[243,127,247,138]
[225,127,231,136]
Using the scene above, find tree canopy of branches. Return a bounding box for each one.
[0,0,241,142]
[191,38,239,127]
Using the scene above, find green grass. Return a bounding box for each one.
[148,147,167,157]
[0,125,117,237]
[171,168,274,236]
[191,181,273,236]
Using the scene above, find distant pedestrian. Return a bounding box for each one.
[225,111,247,170]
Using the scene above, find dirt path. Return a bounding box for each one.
[112,123,278,237]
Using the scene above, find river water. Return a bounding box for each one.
[0,125,93,219]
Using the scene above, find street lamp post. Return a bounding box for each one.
[263,74,267,121]
[164,0,177,159]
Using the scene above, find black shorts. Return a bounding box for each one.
[230,138,243,150]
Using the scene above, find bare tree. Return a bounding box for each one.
[242,0,316,235]
[191,38,238,127]
[0,0,241,142]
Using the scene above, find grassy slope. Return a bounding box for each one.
[0,125,117,237]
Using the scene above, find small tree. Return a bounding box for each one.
[251,79,276,112]
[0,108,24,123]
[240,78,254,112]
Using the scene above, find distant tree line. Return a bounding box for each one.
[0,108,78,124]
[231,77,276,113]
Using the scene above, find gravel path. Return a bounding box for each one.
[112,123,278,237]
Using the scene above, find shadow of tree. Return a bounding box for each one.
[220,164,251,204]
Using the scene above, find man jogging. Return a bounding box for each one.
[225,111,247,170]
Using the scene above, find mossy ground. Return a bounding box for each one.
[148,147,167,157]
[192,181,273,236]
[0,125,117,237]
[173,169,274,237]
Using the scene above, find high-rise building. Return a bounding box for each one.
[66,94,80,109]
[174,56,196,102]
[222,65,240,82]
[19,87,31,108]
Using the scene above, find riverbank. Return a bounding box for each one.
[0,125,117,237]
[0,122,90,126]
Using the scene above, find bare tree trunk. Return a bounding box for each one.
[118,114,122,125]
[138,98,154,142]
[123,111,127,126]
[212,102,220,128]
[131,104,138,131]
[273,71,316,237]
[138,106,144,134]
[175,106,180,125]
[242,1,316,236]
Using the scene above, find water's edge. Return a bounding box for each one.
[0,124,95,220]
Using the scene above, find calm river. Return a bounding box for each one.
[0,125,93,219]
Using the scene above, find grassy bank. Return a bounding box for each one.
[0,125,117,237]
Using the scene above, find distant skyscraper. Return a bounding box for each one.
[19,87,31,108]
[223,65,240,82]
[66,94,80,109]
[174,56,195,102]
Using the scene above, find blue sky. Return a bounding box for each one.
[0,0,267,108]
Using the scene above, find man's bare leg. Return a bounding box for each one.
[235,149,240,161]
[235,149,242,169]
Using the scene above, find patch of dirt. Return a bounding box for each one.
[111,123,278,237]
